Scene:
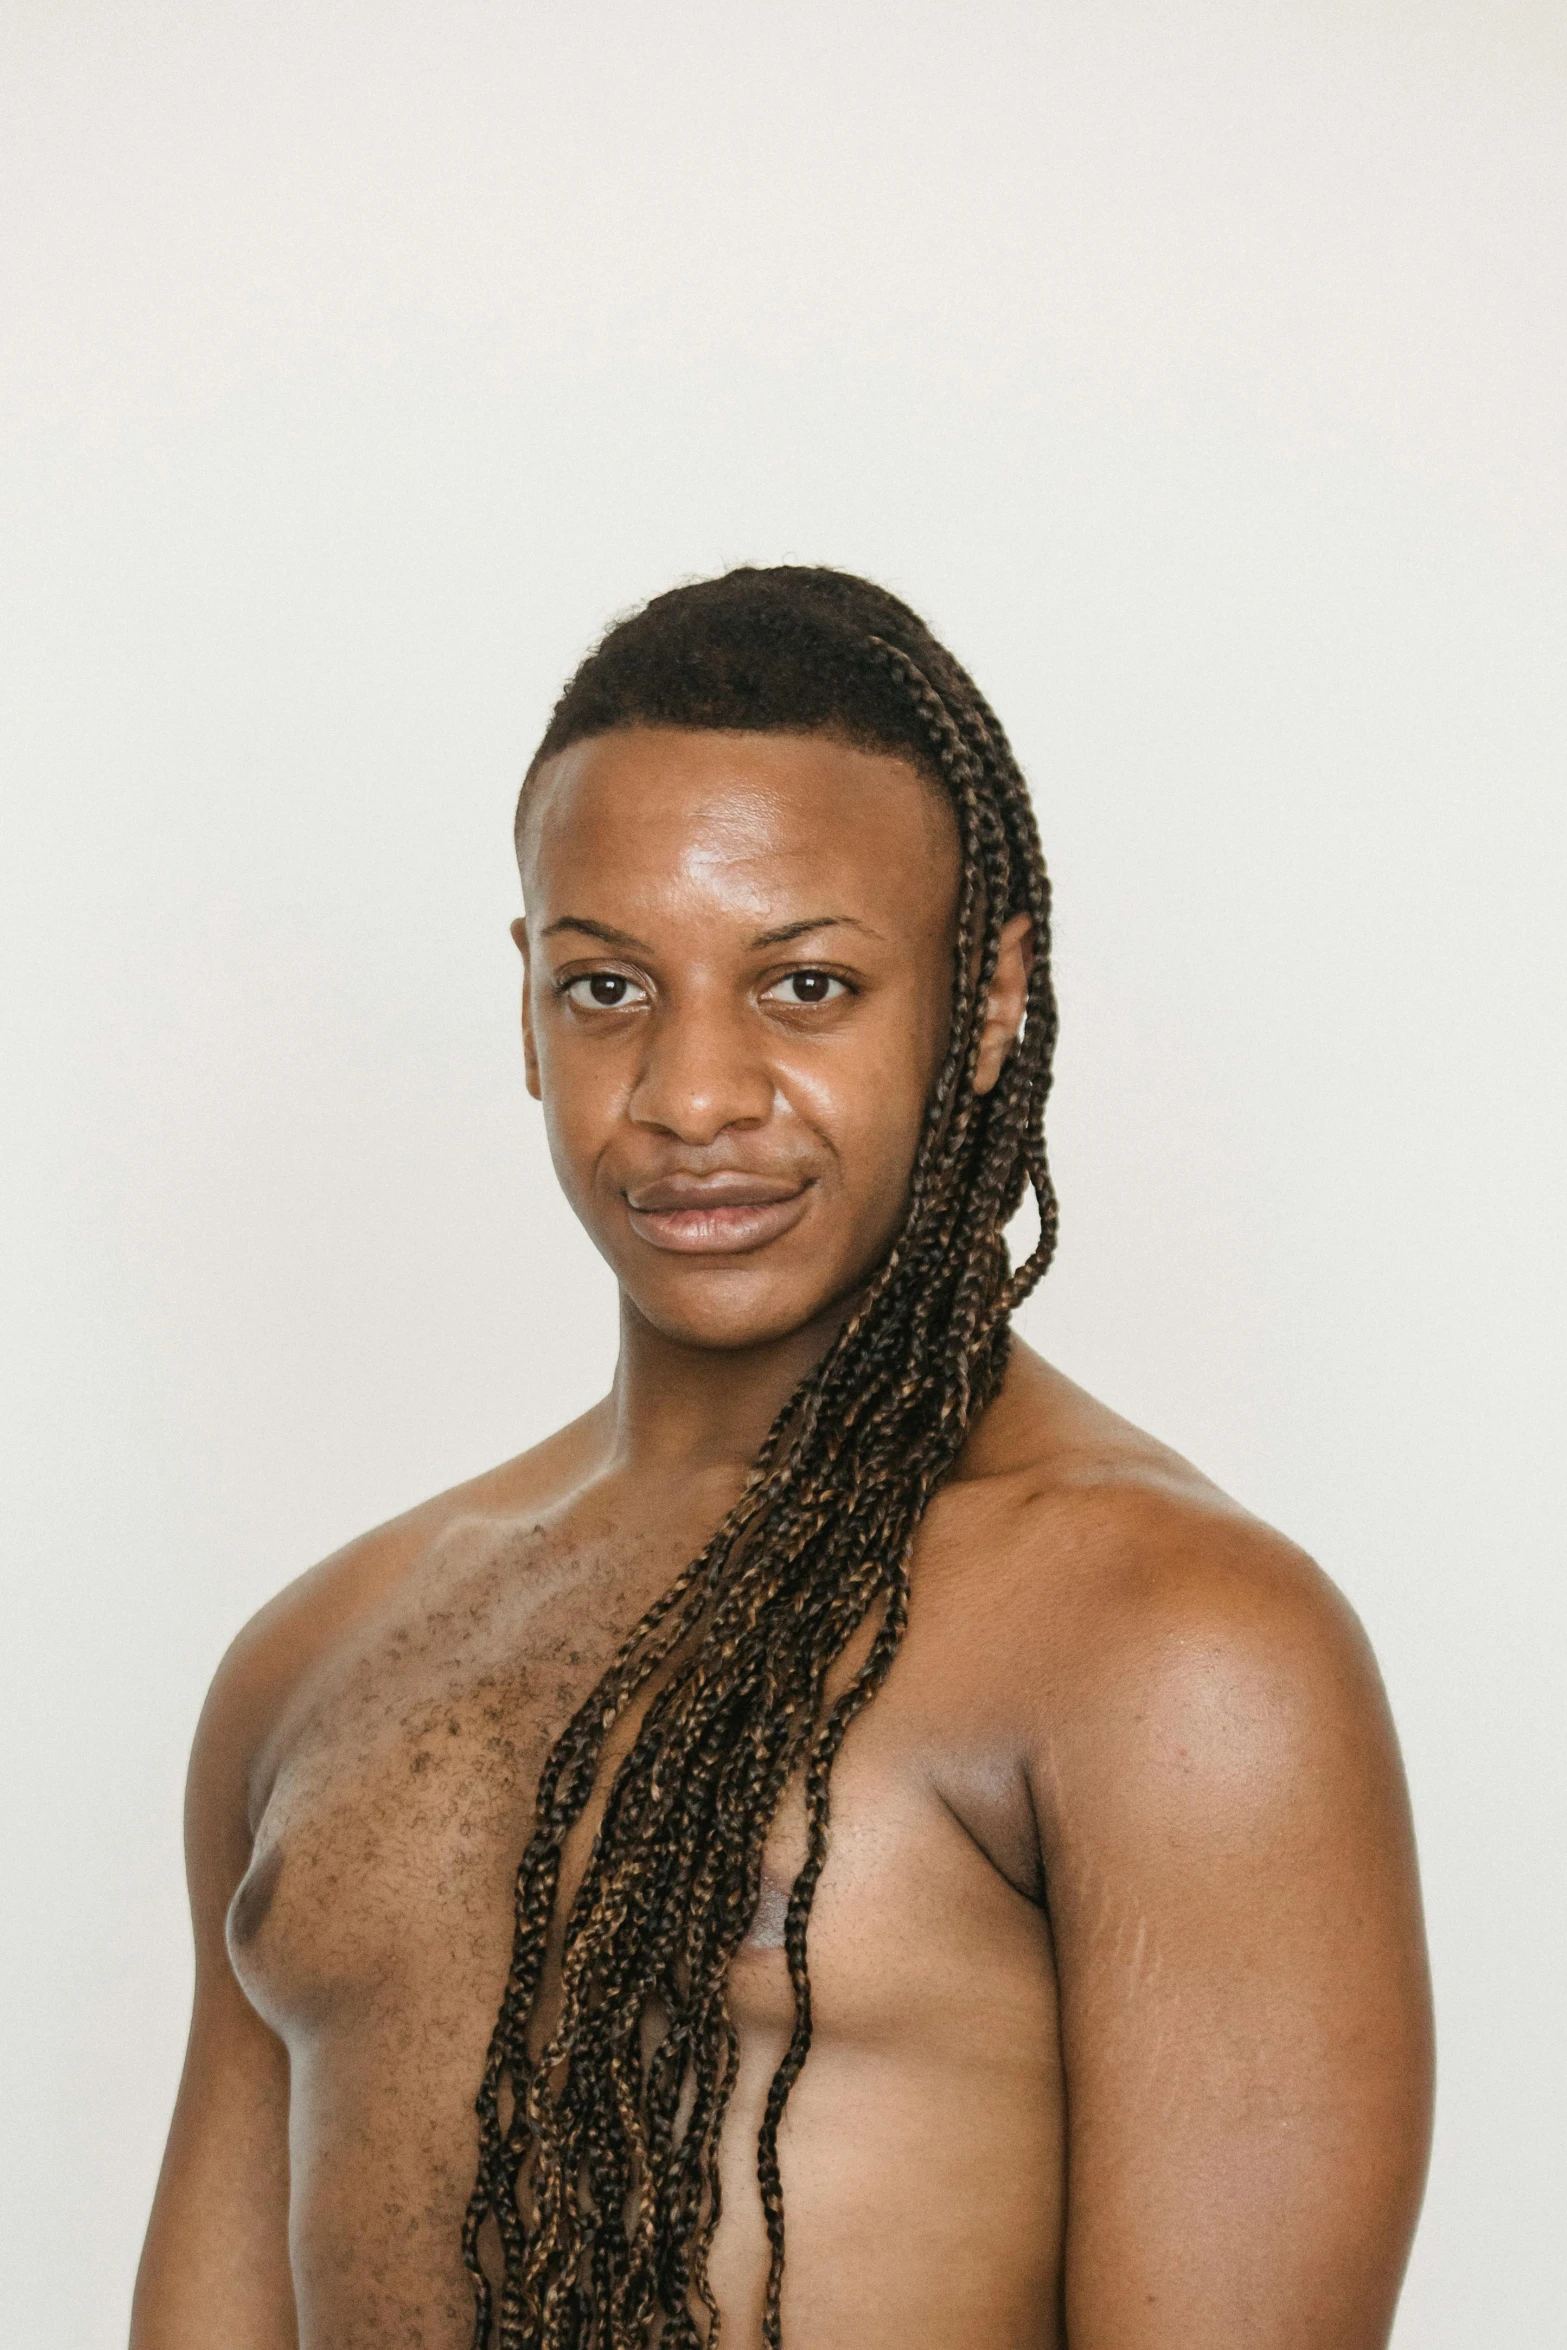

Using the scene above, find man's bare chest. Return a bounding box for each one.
[226,1510,685,2033]
[226,1496,1053,2068]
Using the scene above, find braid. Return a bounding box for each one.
[464,568,1059,2346]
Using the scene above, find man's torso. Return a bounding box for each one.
[221,1355,1214,2348]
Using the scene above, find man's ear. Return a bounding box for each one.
[972,912,1035,1097]
[512,917,542,1100]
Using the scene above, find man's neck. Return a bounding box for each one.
[601,1293,854,1485]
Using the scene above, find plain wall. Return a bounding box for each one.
[3,4,1563,2341]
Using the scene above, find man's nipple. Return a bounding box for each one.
[227,1839,287,1951]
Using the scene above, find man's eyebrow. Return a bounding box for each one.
[541,916,655,952]
[749,915,886,949]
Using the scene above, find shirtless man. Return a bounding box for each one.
[132,566,1434,2350]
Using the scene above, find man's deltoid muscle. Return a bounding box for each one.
[132,568,1435,2350]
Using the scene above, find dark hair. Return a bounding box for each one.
[465,565,1058,2347]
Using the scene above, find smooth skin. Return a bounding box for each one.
[133,728,1433,2349]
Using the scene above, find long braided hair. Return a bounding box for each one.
[463,567,1059,2348]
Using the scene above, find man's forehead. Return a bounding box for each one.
[519,726,956,891]
[516,728,958,921]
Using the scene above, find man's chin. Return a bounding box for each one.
[620,1270,859,1358]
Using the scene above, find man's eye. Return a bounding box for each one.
[563,972,647,1009]
[764,970,849,1006]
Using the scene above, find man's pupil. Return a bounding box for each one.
[793,971,830,1001]
[590,974,626,1004]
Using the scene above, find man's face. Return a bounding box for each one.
[515,726,968,1353]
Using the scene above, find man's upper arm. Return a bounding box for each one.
[130,1628,298,2349]
[1031,1500,1433,2350]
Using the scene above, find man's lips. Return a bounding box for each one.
[623,1175,813,1256]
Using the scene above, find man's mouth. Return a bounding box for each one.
[623,1174,813,1256]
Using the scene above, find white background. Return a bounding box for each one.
[3,4,1563,2341]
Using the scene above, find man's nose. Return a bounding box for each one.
[627,999,775,1145]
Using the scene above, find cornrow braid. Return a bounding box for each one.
[464,567,1059,2348]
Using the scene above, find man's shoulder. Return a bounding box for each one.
[936,1344,1379,1744]
[917,1346,1407,1907]
[190,1402,612,1822]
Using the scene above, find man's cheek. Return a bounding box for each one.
[539,1038,615,1140]
[540,1085,608,1223]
